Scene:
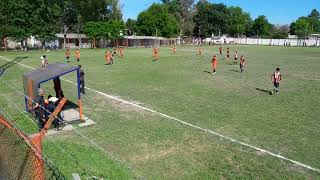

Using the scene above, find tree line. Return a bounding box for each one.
[129,0,320,39]
[0,0,319,49]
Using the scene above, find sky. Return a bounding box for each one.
[120,0,320,25]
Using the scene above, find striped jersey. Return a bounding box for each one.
[272,71,281,83]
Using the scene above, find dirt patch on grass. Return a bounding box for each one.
[130,142,179,164]
[86,93,157,120]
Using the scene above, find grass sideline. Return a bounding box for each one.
[0,45,320,179]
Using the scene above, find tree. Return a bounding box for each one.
[126,19,137,36]
[0,0,13,50]
[31,0,62,48]
[307,9,320,33]
[84,21,125,48]
[0,0,36,50]
[136,3,179,38]
[228,6,252,37]
[290,17,310,38]
[252,15,272,38]
[193,1,230,37]
[60,1,78,49]
[71,0,123,22]
[162,0,195,36]
[271,25,289,39]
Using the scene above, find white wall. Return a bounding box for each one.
[231,37,320,47]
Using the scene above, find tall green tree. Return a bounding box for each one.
[228,6,252,37]
[271,25,289,39]
[0,0,35,50]
[84,20,125,47]
[193,1,231,37]
[162,0,195,36]
[136,3,179,38]
[252,15,272,38]
[71,0,123,22]
[31,0,62,47]
[126,18,137,36]
[307,9,320,33]
[290,17,310,38]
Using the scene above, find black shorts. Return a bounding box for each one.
[240,64,243,69]
[274,82,280,88]
[66,57,70,59]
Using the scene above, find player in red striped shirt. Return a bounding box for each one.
[226,47,230,64]
[271,68,282,94]
[240,55,245,72]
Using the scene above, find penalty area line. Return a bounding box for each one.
[0,55,319,173]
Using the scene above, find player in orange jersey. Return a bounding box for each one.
[153,47,159,61]
[172,45,176,55]
[65,48,71,62]
[197,47,203,55]
[113,47,117,56]
[105,50,113,66]
[75,49,80,61]
[119,47,124,58]
[211,55,218,74]
[219,46,222,55]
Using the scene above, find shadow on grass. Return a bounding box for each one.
[0,56,28,77]
[229,69,240,73]
[203,71,212,74]
[255,88,273,95]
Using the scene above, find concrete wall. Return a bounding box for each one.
[233,37,319,47]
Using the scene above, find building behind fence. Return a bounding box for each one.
[1,34,319,50]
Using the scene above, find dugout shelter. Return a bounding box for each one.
[22,62,83,121]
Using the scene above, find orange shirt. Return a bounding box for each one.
[75,50,80,58]
[105,52,112,63]
[153,48,158,54]
[212,56,217,68]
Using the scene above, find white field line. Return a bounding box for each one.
[1,55,319,173]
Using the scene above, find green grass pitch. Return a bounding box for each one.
[0,45,320,179]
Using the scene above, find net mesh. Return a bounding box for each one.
[0,115,65,180]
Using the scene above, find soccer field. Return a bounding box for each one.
[0,45,320,179]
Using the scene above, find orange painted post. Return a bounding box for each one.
[41,98,67,133]
[78,99,83,122]
[31,133,45,180]
[27,79,33,111]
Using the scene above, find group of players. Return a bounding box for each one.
[63,45,282,95]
